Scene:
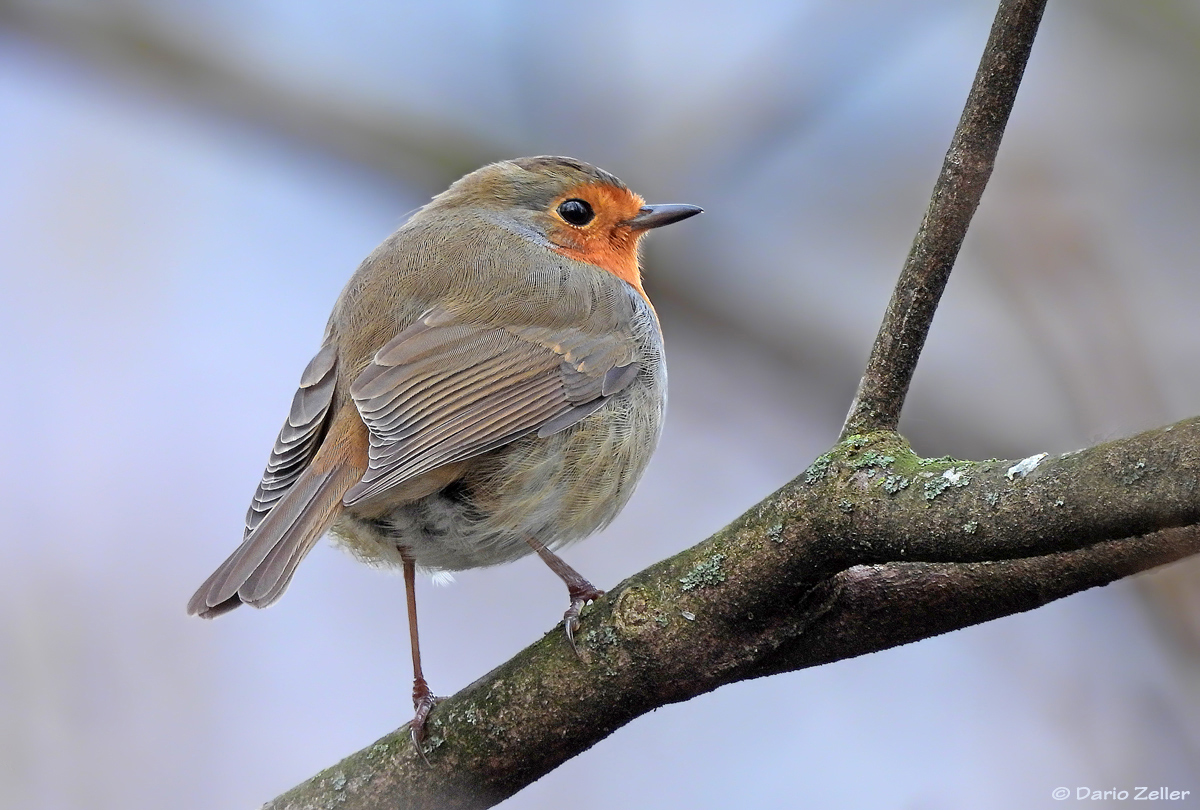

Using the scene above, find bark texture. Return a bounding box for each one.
[266,422,1200,809]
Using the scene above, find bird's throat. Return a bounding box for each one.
[551,243,648,306]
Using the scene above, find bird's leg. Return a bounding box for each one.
[524,536,604,655]
[401,549,436,762]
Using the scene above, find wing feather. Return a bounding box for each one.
[244,343,337,536]
[341,309,642,507]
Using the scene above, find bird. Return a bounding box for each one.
[187,155,702,748]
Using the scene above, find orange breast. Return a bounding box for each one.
[552,240,645,301]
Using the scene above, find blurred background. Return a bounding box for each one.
[3,1,1200,808]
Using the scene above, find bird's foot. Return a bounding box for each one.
[522,535,605,656]
[410,676,440,765]
[563,581,605,656]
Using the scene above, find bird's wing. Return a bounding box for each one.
[342,307,639,506]
[188,342,346,617]
[243,343,339,538]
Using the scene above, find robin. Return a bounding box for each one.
[187,156,701,747]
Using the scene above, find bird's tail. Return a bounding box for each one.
[187,406,366,619]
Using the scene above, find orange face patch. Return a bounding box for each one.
[545,182,649,301]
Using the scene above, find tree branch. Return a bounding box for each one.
[265,421,1200,810]
[252,1,1200,807]
[841,0,1048,438]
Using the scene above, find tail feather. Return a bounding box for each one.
[252,523,326,608]
[240,472,351,604]
[188,408,365,618]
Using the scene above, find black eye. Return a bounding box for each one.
[557,198,595,226]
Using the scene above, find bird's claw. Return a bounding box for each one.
[410,677,439,765]
[563,584,604,657]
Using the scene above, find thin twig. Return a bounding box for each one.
[840,0,1048,439]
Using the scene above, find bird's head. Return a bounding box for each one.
[433,156,702,298]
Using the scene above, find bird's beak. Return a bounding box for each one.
[623,204,703,231]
